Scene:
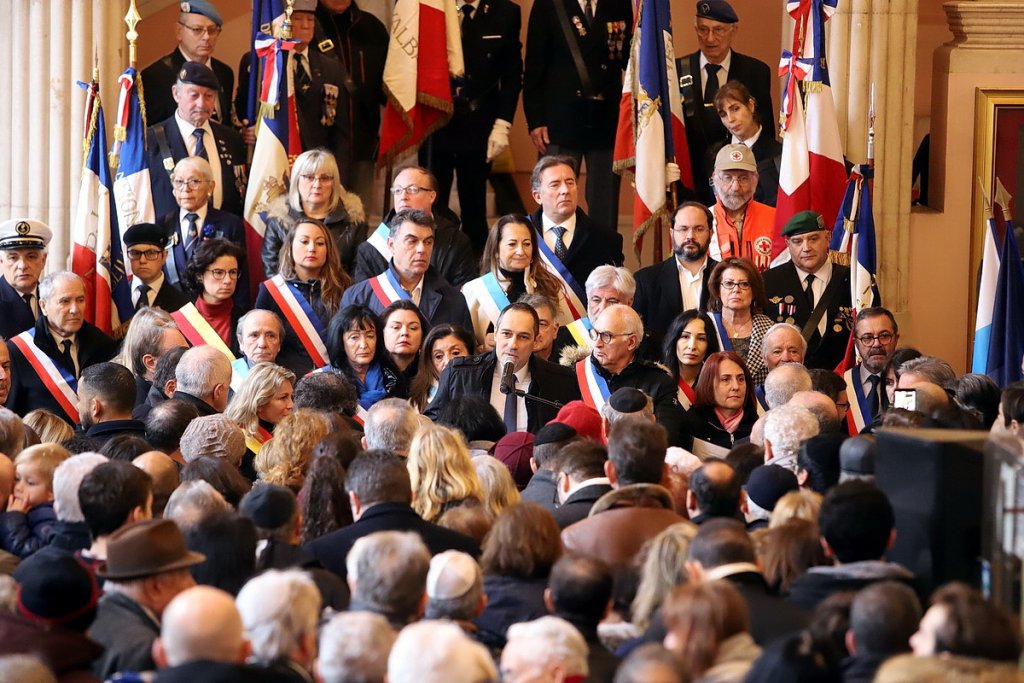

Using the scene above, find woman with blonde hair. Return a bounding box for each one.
[262,148,367,276]
[632,522,698,632]
[406,424,484,523]
[224,363,296,454]
[472,455,521,519]
[255,409,331,493]
[461,215,570,348]
[23,409,73,445]
[770,489,823,528]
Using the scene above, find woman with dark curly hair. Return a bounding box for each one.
[326,304,406,410]
[706,257,773,385]
[299,452,352,545]
[408,323,475,411]
[662,309,721,410]
[183,237,246,353]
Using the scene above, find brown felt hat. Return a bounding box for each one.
[97,519,206,580]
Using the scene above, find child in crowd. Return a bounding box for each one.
[0,444,70,558]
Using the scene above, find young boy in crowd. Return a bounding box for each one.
[0,444,70,558]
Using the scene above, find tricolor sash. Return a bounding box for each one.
[844,366,872,434]
[368,268,411,309]
[535,235,587,320]
[171,303,235,360]
[352,404,369,425]
[575,356,611,412]
[244,425,273,455]
[566,317,594,349]
[367,222,391,260]
[11,329,79,424]
[263,275,330,367]
[677,378,696,410]
[710,313,734,353]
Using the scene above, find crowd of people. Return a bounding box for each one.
[0,0,1020,680]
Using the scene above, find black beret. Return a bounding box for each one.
[608,387,650,413]
[124,222,170,249]
[177,60,221,91]
[535,422,577,446]
[696,0,738,23]
[745,465,799,511]
[14,551,100,626]
[239,483,297,529]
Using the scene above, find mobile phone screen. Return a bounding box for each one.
[893,388,917,411]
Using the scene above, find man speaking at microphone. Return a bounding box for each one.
[425,302,581,433]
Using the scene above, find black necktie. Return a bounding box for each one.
[22,293,35,317]
[866,374,882,421]
[704,63,721,104]
[584,0,594,25]
[461,4,474,24]
[504,374,518,433]
[294,53,312,94]
[136,283,151,311]
[185,213,199,255]
[59,339,76,377]
[804,273,816,308]
[192,128,208,160]
[552,226,568,261]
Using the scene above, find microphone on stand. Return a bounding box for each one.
[500,360,515,395]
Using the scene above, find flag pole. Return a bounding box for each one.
[125,0,141,69]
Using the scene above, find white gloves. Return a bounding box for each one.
[665,161,681,186]
[487,119,512,162]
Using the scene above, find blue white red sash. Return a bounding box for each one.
[368,268,411,309]
[352,404,369,425]
[11,329,79,424]
[844,366,872,434]
[677,377,696,410]
[566,317,594,350]
[367,222,391,260]
[575,356,611,412]
[263,275,329,367]
[710,313,733,353]
[535,235,587,320]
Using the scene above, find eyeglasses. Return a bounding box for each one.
[720,280,752,291]
[127,248,163,261]
[696,25,732,37]
[205,268,241,280]
[856,332,895,345]
[716,172,755,186]
[589,329,634,344]
[178,22,223,37]
[172,178,208,190]
[300,174,334,185]
[390,185,432,196]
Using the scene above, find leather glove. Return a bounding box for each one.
[486,119,512,162]
[665,161,681,186]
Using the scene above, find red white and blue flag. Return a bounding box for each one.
[244,0,286,124]
[830,164,880,313]
[72,78,133,336]
[111,67,156,241]
[613,0,690,257]
[985,198,1024,386]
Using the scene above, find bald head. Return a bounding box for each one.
[788,390,840,434]
[156,586,247,667]
[687,460,741,519]
[592,304,644,375]
[133,451,180,517]
[910,382,950,416]
[175,346,232,411]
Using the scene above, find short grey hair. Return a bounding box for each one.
[585,265,636,299]
[317,612,396,683]
[530,155,577,192]
[52,452,108,522]
[898,356,957,387]
[38,272,83,304]
[346,531,430,623]
[788,390,841,434]
[763,405,819,472]
[236,569,321,665]
[175,346,232,399]
[763,363,812,409]
[364,399,419,453]
[173,156,213,181]
[164,480,230,531]
[0,408,25,459]
[506,616,590,677]
[235,309,286,346]
[761,323,808,360]
[387,621,497,683]
[602,393,654,425]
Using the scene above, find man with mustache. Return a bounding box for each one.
[146,61,247,220]
[844,306,900,433]
[632,201,717,350]
[708,143,778,272]
[5,272,117,424]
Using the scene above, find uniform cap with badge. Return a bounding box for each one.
[177,60,222,92]
[179,0,223,26]
[781,210,827,237]
[289,0,317,12]
[0,218,52,251]
[714,143,757,174]
[696,0,738,23]
[124,222,172,250]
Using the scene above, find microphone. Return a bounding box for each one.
[500,360,515,395]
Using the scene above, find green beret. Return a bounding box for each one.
[782,210,827,237]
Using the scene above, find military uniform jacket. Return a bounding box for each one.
[528,207,624,286]
[424,352,582,432]
[762,261,852,371]
[523,0,632,149]
[146,116,248,219]
[140,50,236,127]
[147,280,190,313]
[6,317,117,424]
[0,277,37,341]
[632,256,718,352]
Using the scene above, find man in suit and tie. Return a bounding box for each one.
[140,0,235,126]
[523,0,632,234]
[123,223,189,316]
[146,61,247,220]
[419,0,523,253]
[6,272,117,424]
[633,201,718,351]
[158,156,248,309]
[844,307,900,433]
[528,156,624,292]
[425,302,582,433]
[0,218,50,341]
[678,0,774,204]
[762,211,852,371]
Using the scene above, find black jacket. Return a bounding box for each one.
[762,261,853,370]
[84,418,148,446]
[304,501,479,581]
[680,403,758,452]
[171,390,219,417]
[262,202,368,278]
[153,660,295,683]
[147,279,190,313]
[551,483,613,529]
[424,352,582,433]
[0,276,37,341]
[474,574,549,650]
[590,357,684,447]
[632,255,717,351]
[140,49,236,127]
[352,209,478,288]
[528,207,624,285]
[341,264,473,333]
[90,591,160,680]
[6,316,117,424]
[255,278,333,377]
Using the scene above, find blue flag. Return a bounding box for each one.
[986,221,1024,387]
